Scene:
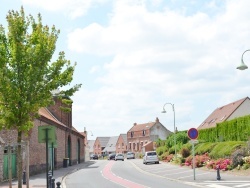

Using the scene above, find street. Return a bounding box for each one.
[64,159,250,188]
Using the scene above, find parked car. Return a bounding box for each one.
[92,154,98,160]
[126,152,135,159]
[143,151,159,164]
[115,153,124,161]
[108,153,116,160]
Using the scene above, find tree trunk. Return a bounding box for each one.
[17,131,22,188]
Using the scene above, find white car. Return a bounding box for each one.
[115,153,124,161]
[126,152,135,159]
[143,151,159,164]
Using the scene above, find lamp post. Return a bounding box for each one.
[88,131,93,136]
[161,103,176,158]
[236,49,250,70]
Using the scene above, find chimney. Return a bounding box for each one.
[134,123,137,126]
[156,117,159,123]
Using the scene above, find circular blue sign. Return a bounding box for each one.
[188,128,198,139]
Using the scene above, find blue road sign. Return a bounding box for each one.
[188,128,198,140]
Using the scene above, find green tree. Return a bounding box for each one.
[0,7,81,187]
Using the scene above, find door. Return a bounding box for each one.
[3,148,17,180]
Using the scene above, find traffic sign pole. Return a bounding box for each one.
[187,128,199,181]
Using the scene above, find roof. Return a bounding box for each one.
[96,137,110,147]
[120,134,127,143]
[102,136,119,152]
[197,97,249,130]
[38,107,82,136]
[38,107,66,127]
[128,122,156,132]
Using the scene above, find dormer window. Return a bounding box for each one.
[220,115,226,121]
[131,131,134,138]
[142,129,146,136]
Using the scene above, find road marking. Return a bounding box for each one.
[102,161,149,188]
[177,172,211,179]
[129,161,204,188]
[162,169,193,176]
[206,184,231,188]
[234,184,250,187]
[204,181,250,183]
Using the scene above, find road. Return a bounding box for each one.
[64,159,250,188]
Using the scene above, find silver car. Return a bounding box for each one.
[143,151,159,164]
[126,152,135,159]
[115,153,124,161]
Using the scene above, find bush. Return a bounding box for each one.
[164,154,174,162]
[231,148,248,168]
[209,141,246,159]
[242,163,250,170]
[159,152,169,161]
[243,156,250,164]
[156,146,168,156]
[180,147,190,158]
[195,142,216,155]
[172,154,185,165]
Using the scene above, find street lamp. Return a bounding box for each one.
[161,103,176,158]
[236,49,250,70]
[88,131,93,136]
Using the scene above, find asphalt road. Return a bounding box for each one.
[64,159,250,188]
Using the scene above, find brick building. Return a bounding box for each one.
[116,134,127,154]
[93,137,110,156]
[0,97,85,182]
[127,117,171,153]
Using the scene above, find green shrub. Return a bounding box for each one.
[209,141,246,159]
[242,163,250,170]
[156,146,168,156]
[195,142,216,155]
[180,147,190,158]
[160,152,169,161]
[231,148,248,168]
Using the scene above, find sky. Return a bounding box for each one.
[1,0,250,140]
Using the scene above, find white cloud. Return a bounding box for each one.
[22,0,105,19]
[4,0,250,139]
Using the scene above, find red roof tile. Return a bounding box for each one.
[128,122,156,132]
[38,107,66,127]
[197,97,248,130]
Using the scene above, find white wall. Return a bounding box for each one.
[150,122,172,141]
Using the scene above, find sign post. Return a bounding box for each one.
[188,128,199,180]
[38,126,57,188]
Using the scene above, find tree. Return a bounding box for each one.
[0,7,81,188]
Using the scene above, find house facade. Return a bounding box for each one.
[116,134,127,154]
[197,97,250,130]
[127,117,171,153]
[93,137,110,156]
[0,97,85,182]
[103,136,119,154]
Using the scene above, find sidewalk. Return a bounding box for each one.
[0,161,94,188]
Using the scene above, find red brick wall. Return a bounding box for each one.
[47,97,72,128]
[93,139,102,155]
[127,130,150,152]
[116,135,127,154]
[0,119,85,181]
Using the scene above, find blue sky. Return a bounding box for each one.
[1,0,250,140]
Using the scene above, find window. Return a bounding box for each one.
[220,115,226,121]
[131,131,134,138]
[142,129,146,136]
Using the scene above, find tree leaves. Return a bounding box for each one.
[0,6,82,132]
